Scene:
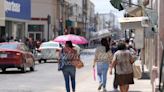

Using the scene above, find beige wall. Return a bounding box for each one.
[0,0,5,26]
[159,0,164,44]
[31,0,56,25]
[29,0,57,40]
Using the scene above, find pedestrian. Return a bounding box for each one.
[125,38,130,49]
[93,38,113,92]
[111,41,119,91]
[110,42,134,92]
[59,41,78,92]
[9,36,14,42]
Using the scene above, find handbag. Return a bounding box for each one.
[133,64,142,79]
[72,59,84,69]
[58,49,65,71]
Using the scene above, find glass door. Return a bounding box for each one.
[28,32,42,41]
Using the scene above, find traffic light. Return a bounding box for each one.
[110,0,124,11]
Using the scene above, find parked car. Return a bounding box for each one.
[0,42,35,73]
[35,41,62,63]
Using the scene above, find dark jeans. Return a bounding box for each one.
[62,65,76,92]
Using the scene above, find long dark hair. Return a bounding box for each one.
[101,38,109,52]
[117,42,126,50]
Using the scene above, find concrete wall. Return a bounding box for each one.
[29,0,57,40]
[0,0,5,26]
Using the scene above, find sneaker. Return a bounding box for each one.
[103,88,107,92]
[113,88,119,92]
[98,83,103,90]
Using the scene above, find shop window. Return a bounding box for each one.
[28,25,44,32]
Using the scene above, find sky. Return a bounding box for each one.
[90,0,125,18]
[90,0,116,14]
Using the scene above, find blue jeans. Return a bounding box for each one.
[97,62,109,88]
[62,65,76,92]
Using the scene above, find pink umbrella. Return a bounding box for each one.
[54,34,88,44]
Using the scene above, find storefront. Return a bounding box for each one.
[28,24,44,41]
[2,0,31,41]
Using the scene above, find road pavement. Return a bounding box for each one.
[0,49,152,92]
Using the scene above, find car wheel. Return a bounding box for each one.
[44,59,47,63]
[30,65,35,71]
[38,59,42,63]
[1,68,6,72]
[21,65,26,73]
[30,62,35,71]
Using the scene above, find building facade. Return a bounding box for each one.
[86,1,95,39]
[28,0,57,41]
[65,0,84,35]
[123,0,163,91]
[0,0,31,42]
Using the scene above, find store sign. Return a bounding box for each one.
[5,0,31,20]
[5,1,21,13]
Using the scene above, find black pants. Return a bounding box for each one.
[113,68,118,89]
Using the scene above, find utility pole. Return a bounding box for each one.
[60,0,64,35]
[47,14,51,41]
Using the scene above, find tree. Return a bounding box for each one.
[110,0,124,11]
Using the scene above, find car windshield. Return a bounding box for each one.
[0,44,17,49]
[40,43,59,48]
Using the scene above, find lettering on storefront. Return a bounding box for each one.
[5,1,21,13]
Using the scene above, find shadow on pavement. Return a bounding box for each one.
[106,91,141,92]
[139,71,150,80]
[0,70,35,74]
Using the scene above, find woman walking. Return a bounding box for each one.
[110,42,134,92]
[93,38,113,92]
[59,41,77,92]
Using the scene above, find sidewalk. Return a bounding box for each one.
[76,49,152,92]
[76,69,152,92]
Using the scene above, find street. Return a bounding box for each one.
[0,49,152,92]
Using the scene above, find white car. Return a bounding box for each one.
[36,41,62,63]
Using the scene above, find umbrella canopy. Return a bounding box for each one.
[54,34,88,44]
[91,29,111,40]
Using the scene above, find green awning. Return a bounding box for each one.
[66,19,74,27]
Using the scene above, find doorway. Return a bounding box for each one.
[28,32,42,41]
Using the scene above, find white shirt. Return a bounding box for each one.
[112,50,133,75]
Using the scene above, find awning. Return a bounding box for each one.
[126,6,142,17]
[65,19,74,27]
[119,17,150,29]
[119,17,149,23]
